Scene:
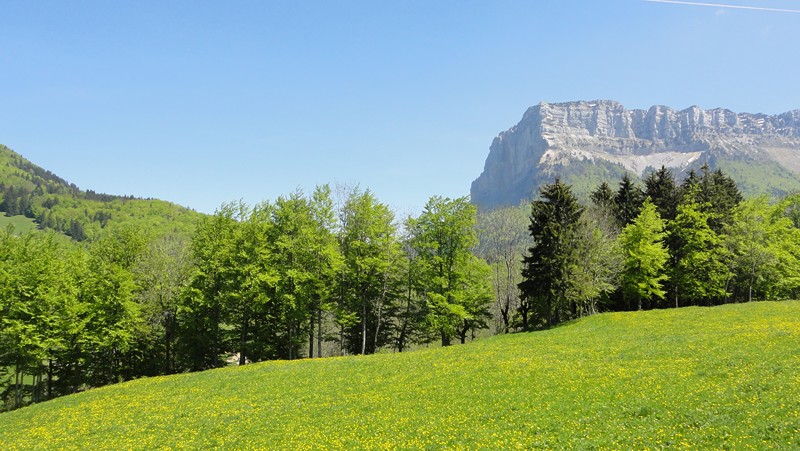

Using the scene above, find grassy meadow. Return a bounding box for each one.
[0,215,39,234]
[1,301,798,449]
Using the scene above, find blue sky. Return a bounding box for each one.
[1,0,798,214]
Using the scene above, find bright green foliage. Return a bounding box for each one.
[305,185,343,358]
[268,189,341,360]
[0,230,79,409]
[726,196,800,302]
[669,193,731,307]
[180,204,240,370]
[80,227,149,386]
[181,188,343,366]
[1,301,798,449]
[618,199,669,310]
[337,188,401,355]
[455,255,494,343]
[519,179,584,328]
[409,196,492,346]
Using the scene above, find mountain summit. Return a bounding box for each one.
[470,100,800,210]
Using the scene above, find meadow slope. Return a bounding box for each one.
[1,301,799,449]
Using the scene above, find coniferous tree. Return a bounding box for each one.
[681,164,742,233]
[644,166,679,222]
[591,181,616,210]
[614,174,645,227]
[518,178,584,328]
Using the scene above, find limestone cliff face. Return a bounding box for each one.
[471,100,800,209]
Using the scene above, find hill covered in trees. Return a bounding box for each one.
[0,144,201,241]
[1,301,797,448]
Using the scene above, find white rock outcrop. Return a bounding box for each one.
[471,100,800,209]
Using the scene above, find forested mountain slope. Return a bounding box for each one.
[0,144,202,240]
[1,301,798,449]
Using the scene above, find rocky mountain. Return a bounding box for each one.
[471,100,800,210]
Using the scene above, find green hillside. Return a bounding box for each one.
[1,301,798,449]
[0,144,202,241]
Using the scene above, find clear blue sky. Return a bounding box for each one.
[1,0,798,214]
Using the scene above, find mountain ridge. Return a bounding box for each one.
[471,100,800,210]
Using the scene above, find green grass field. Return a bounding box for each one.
[1,301,798,449]
[0,215,39,234]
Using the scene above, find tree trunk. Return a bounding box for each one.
[164,313,173,374]
[361,288,368,355]
[317,305,322,358]
[288,323,293,360]
[519,300,529,331]
[339,322,345,356]
[239,308,249,365]
[441,331,451,347]
[309,304,315,359]
[14,368,19,409]
[501,303,510,334]
[47,358,53,400]
[374,267,389,353]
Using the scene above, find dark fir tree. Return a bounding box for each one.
[614,174,644,227]
[518,178,584,329]
[644,166,679,222]
[591,181,616,211]
[708,168,743,231]
[681,164,742,233]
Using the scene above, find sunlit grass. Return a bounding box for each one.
[1,301,798,449]
[0,215,39,234]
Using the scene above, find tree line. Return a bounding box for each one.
[3,165,799,411]
[0,186,493,410]
[510,165,800,330]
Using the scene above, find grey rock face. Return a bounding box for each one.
[471,100,800,210]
